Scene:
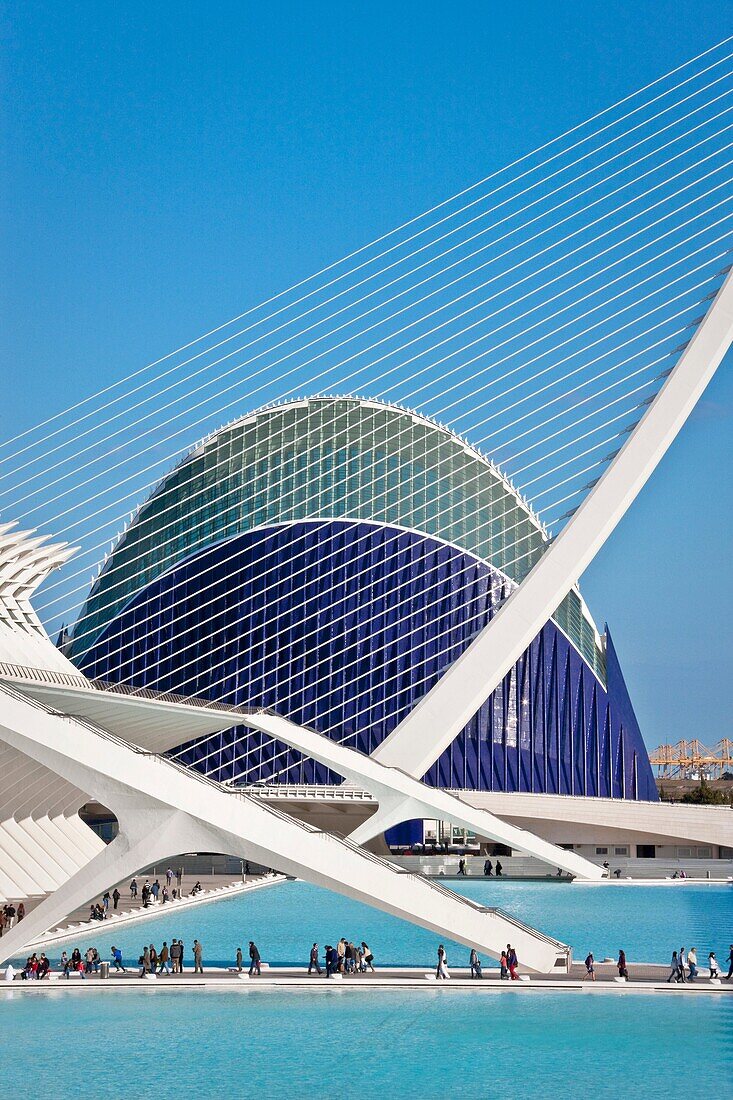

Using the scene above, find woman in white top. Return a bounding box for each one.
[708,951,720,978]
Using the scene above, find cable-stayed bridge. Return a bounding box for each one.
[1,37,732,967]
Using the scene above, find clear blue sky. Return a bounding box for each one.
[1,1,731,751]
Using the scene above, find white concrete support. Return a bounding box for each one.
[0,685,570,972]
[0,742,104,902]
[372,270,733,778]
[242,710,603,880]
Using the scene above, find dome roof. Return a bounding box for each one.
[71,396,603,676]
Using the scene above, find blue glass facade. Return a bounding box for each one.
[78,519,657,801]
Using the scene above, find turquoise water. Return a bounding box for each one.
[24,880,733,970]
[0,988,731,1098]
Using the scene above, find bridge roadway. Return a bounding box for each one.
[5,963,732,996]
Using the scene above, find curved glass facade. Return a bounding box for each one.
[71,397,656,800]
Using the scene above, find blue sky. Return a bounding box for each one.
[1,1,731,751]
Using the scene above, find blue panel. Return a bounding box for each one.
[78,520,657,801]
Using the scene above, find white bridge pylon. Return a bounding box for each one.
[364,270,733,814]
[0,684,571,973]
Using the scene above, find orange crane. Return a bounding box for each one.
[649,739,733,779]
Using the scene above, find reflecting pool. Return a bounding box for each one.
[0,988,730,1099]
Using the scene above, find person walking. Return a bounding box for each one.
[129,878,137,899]
[309,943,322,975]
[677,947,687,983]
[16,902,25,922]
[236,946,243,972]
[336,938,346,973]
[583,952,595,981]
[158,941,171,975]
[248,941,261,976]
[469,948,482,979]
[84,946,95,974]
[499,949,508,979]
[709,951,720,979]
[617,949,628,981]
[726,945,733,981]
[361,941,375,972]
[193,939,203,974]
[111,946,125,972]
[102,892,110,915]
[436,944,449,980]
[667,951,680,983]
[483,858,493,877]
[508,945,519,980]
[112,888,120,911]
[687,947,698,981]
[169,939,180,973]
[179,940,185,972]
[140,945,151,976]
[495,860,503,877]
[325,945,334,978]
[166,867,173,887]
[458,857,466,876]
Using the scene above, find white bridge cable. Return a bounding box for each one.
[4,80,732,502]
[46,271,708,649]
[37,247,727,639]
[3,38,731,461]
[35,226,723,619]
[34,214,729,616]
[71,336,683,688]
[41,251,719,638]
[5,108,732,519]
[75,374,667,700]
[29,222,730,651]
[365,211,732,434]
[17,153,733,574]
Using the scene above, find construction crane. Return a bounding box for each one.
[649,739,733,779]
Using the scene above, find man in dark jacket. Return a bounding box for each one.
[249,941,261,976]
[309,943,322,975]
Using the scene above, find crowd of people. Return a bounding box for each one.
[436,943,519,979]
[306,938,376,976]
[80,869,203,924]
[128,872,193,909]
[0,902,24,935]
[665,945,725,982]
[5,911,733,986]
